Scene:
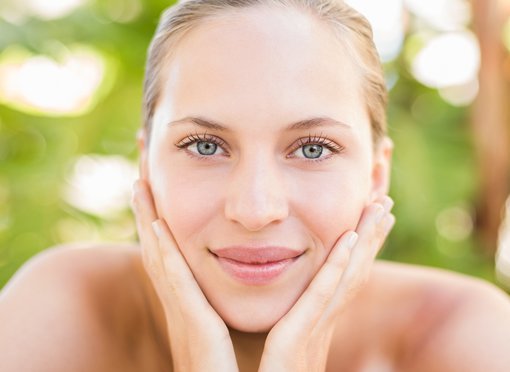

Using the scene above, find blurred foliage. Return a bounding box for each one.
[0,0,499,290]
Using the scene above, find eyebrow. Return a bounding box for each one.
[167,116,352,132]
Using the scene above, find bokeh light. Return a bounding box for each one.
[411,31,480,89]
[63,155,138,218]
[438,79,479,107]
[404,0,471,31]
[436,205,474,242]
[104,0,143,23]
[346,0,405,61]
[0,45,108,116]
[0,0,87,23]
[1,0,509,292]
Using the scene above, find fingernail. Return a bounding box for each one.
[384,214,396,233]
[382,196,394,212]
[152,220,161,238]
[347,232,358,250]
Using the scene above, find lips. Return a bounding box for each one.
[211,246,304,264]
[210,246,304,285]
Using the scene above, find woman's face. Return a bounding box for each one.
[142,6,391,332]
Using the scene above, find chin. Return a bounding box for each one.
[224,314,279,334]
[213,295,294,334]
[199,269,310,334]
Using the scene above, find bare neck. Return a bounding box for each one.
[228,327,267,372]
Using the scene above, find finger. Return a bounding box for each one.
[314,205,386,326]
[153,219,219,315]
[273,230,358,336]
[343,202,385,279]
[353,195,394,258]
[379,195,394,214]
[132,180,159,242]
[272,197,394,335]
[332,200,395,306]
[152,219,195,285]
[374,195,394,252]
[379,212,396,251]
[370,203,394,259]
[132,179,164,278]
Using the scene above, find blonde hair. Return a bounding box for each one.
[143,0,388,144]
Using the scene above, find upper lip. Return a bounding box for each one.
[211,246,304,264]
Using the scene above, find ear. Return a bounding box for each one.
[137,128,150,181]
[369,136,393,202]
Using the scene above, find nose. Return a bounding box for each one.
[224,155,289,232]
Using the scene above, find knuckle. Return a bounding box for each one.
[165,278,182,296]
[160,271,187,296]
[313,286,334,308]
[325,253,349,275]
[331,248,350,268]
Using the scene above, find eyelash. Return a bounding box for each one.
[174,131,345,163]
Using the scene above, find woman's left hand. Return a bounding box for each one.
[258,196,395,372]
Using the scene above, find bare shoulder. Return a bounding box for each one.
[370,260,510,372]
[370,259,510,304]
[0,242,147,372]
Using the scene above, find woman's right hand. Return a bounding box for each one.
[132,179,239,372]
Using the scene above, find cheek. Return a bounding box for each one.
[149,156,224,246]
[149,142,371,255]
[291,168,370,250]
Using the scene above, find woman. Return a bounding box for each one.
[1,0,510,371]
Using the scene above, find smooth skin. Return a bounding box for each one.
[1,4,510,372]
[1,210,510,371]
[132,178,394,371]
[141,4,393,337]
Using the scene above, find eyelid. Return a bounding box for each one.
[174,132,345,162]
[288,133,345,155]
[175,132,229,151]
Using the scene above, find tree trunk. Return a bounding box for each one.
[471,0,510,255]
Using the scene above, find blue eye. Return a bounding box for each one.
[175,133,227,157]
[175,132,344,163]
[300,144,325,159]
[196,141,219,155]
[290,134,343,163]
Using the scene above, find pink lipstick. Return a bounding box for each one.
[211,247,303,285]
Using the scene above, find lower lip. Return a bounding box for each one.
[214,256,300,285]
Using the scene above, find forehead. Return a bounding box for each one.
[157,5,368,131]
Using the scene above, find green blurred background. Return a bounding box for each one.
[1,0,510,290]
